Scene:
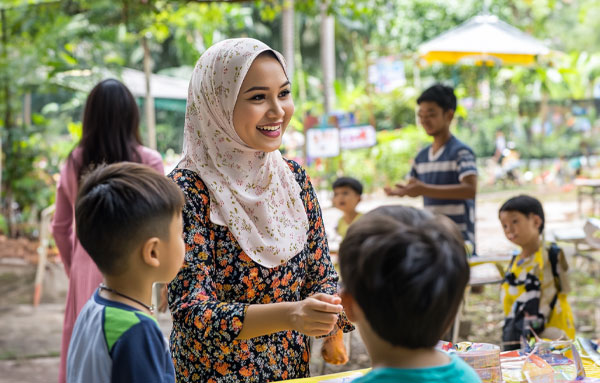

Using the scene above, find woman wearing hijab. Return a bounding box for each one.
[52,79,164,383]
[167,38,352,382]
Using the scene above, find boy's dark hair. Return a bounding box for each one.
[75,162,184,275]
[499,194,545,233]
[339,206,469,349]
[417,84,457,111]
[332,177,363,195]
[369,205,432,224]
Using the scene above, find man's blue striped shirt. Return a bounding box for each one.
[410,136,477,252]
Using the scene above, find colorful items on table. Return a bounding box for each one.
[538,340,585,381]
[522,354,554,383]
[579,338,600,368]
[501,351,529,383]
[437,339,600,382]
[500,339,586,382]
[437,342,501,383]
[577,338,600,380]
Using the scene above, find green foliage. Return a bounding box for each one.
[4,125,58,224]
[371,88,419,131]
[455,115,513,158]
[2,0,600,237]
[0,0,256,236]
[369,125,430,186]
[307,125,430,192]
[0,213,7,235]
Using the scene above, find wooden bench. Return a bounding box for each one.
[552,227,600,274]
[575,178,600,217]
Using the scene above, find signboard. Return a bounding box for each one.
[340,125,376,150]
[368,56,406,93]
[306,125,377,158]
[306,128,340,158]
[327,111,356,127]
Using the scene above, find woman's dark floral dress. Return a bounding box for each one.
[168,160,353,383]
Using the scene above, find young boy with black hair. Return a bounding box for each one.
[67,162,185,383]
[499,195,575,350]
[385,84,478,256]
[338,206,481,382]
[332,177,363,238]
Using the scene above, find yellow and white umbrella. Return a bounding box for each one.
[419,14,549,66]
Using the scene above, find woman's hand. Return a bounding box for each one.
[288,293,343,336]
[237,295,342,340]
[321,329,349,365]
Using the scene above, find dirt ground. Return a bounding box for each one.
[1,184,599,382]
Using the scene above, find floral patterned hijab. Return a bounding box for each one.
[179,38,309,268]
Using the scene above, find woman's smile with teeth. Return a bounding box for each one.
[257,124,281,131]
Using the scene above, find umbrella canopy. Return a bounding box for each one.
[52,68,188,100]
[419,14,549,66]
[120,68,188,100]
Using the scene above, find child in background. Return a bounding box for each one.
[499,195,575,350]
[338,206,481,383]
[67,163,184,383]
[332,177,363,239]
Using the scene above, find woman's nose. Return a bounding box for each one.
[267,99,285,119]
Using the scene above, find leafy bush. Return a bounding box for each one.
[307,125,430,192]
[0,214,7,235]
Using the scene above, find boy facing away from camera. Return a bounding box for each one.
[66,162,185,383]
[499,195,575,350]
[338,205,481,383]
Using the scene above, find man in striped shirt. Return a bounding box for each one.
[385,84,478,254]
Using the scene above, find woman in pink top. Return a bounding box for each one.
[51,79,164,383]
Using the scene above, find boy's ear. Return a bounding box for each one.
[444,108,455,123]
[340,290,358,322]
[141,237,161,268]
[530,213,543,231]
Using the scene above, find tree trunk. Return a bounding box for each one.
[1,9,15,237]
[320,0,335,116]
[363,38,376,129]
[142,35,156,150]
[24,92,32,126]
[295,14,306,107]
[281,0,294,80]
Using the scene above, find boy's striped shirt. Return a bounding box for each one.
[410,135,477,253]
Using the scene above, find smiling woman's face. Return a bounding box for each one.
[232,53,294,152]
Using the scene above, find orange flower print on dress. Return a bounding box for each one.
[240,365,254,377]
[193,232,205,245]
[214,362,230,376]
[314,248,323,261]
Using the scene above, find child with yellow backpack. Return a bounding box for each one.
[499,195,575,350]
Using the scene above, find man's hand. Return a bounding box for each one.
[383,184,404,197]
[402,178,424,197]
[385,179,424,198]
[384,184,407,197]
